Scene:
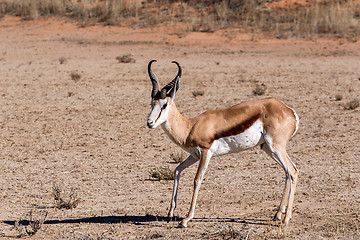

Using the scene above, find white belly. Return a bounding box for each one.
[182,120,264,159]
[212,119,264,156]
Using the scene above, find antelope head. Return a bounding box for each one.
[147,60,181,129]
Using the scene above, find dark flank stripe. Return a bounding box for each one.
[213,114,260,140]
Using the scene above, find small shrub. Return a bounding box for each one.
[151,166,174,181]
[70,71,81,82]
[344,99,359,110]
[65,230,117,240]
[13,210,48,237]
[59,57,67,64]
[170,151,186,163]
[192,90,205,97]
[202,223,254,239]
[335,94,343,101]
[116,54,135,63]
[253,83,267,96]
[264,220,287,239]
[53,184,81,210]
[148,233,163,239]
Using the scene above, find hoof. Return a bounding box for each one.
[177,224,187,228]
[177,221,187,228]
[273,211,284,221]
[283,217,291,226]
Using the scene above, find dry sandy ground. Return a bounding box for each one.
[0,17,359,239]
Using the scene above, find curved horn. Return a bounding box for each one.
[148,60,159,98]
[160,61,182,97]
[172,60,182,79]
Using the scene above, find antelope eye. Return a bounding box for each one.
[161,103,168,110]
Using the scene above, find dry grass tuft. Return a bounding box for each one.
[264,220,287,239]
[192,90,205,97]
[116,54,135,63]
[335,94,343,101]
[65,230,118,240]
[253,83,267,96]
[53,183,81,210]
[59,56,67,64]
[344,99,359,110]
[70,71,81,82]
[293,0,360,38]
[148,233,163,239]
[324,207,360,238]
[202,223,254,240]
[170,151,186,163]
[1,0,65,20]
[151,166,174,181]
[13,210,48,237]
[67,91,75,97]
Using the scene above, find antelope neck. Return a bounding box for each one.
[161,102,193,147]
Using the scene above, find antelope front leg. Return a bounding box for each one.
[168,155,198,221]
[179,149,211,228]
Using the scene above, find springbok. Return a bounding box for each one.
[146,60,299,228]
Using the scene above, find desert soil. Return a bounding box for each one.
[0,17,359,239]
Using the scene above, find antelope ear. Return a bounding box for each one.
[167,76,180,98]
[168,76,180,104]
[167,60,182,101]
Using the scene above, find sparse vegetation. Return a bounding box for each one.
[67,91,75,97]
[65,230,117,240]
[59,56,67,64]
[325,207,360,238]
[148,233,163,239]
[13,210,48,237]
[53,183,81,210]
[0,0,65,20]
[170,151,186,163]
[70,71,81,82]
[253,83,267,96]
[0,0,359,38]
[264,220,287,239]
[201,223,254,240]
[151,166,174,181]
[335,94,343,101]
[344,99,359,110]
[192,90,205,97]
[116,54,135,63]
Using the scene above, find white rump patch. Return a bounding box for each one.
[280,101,299,138]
